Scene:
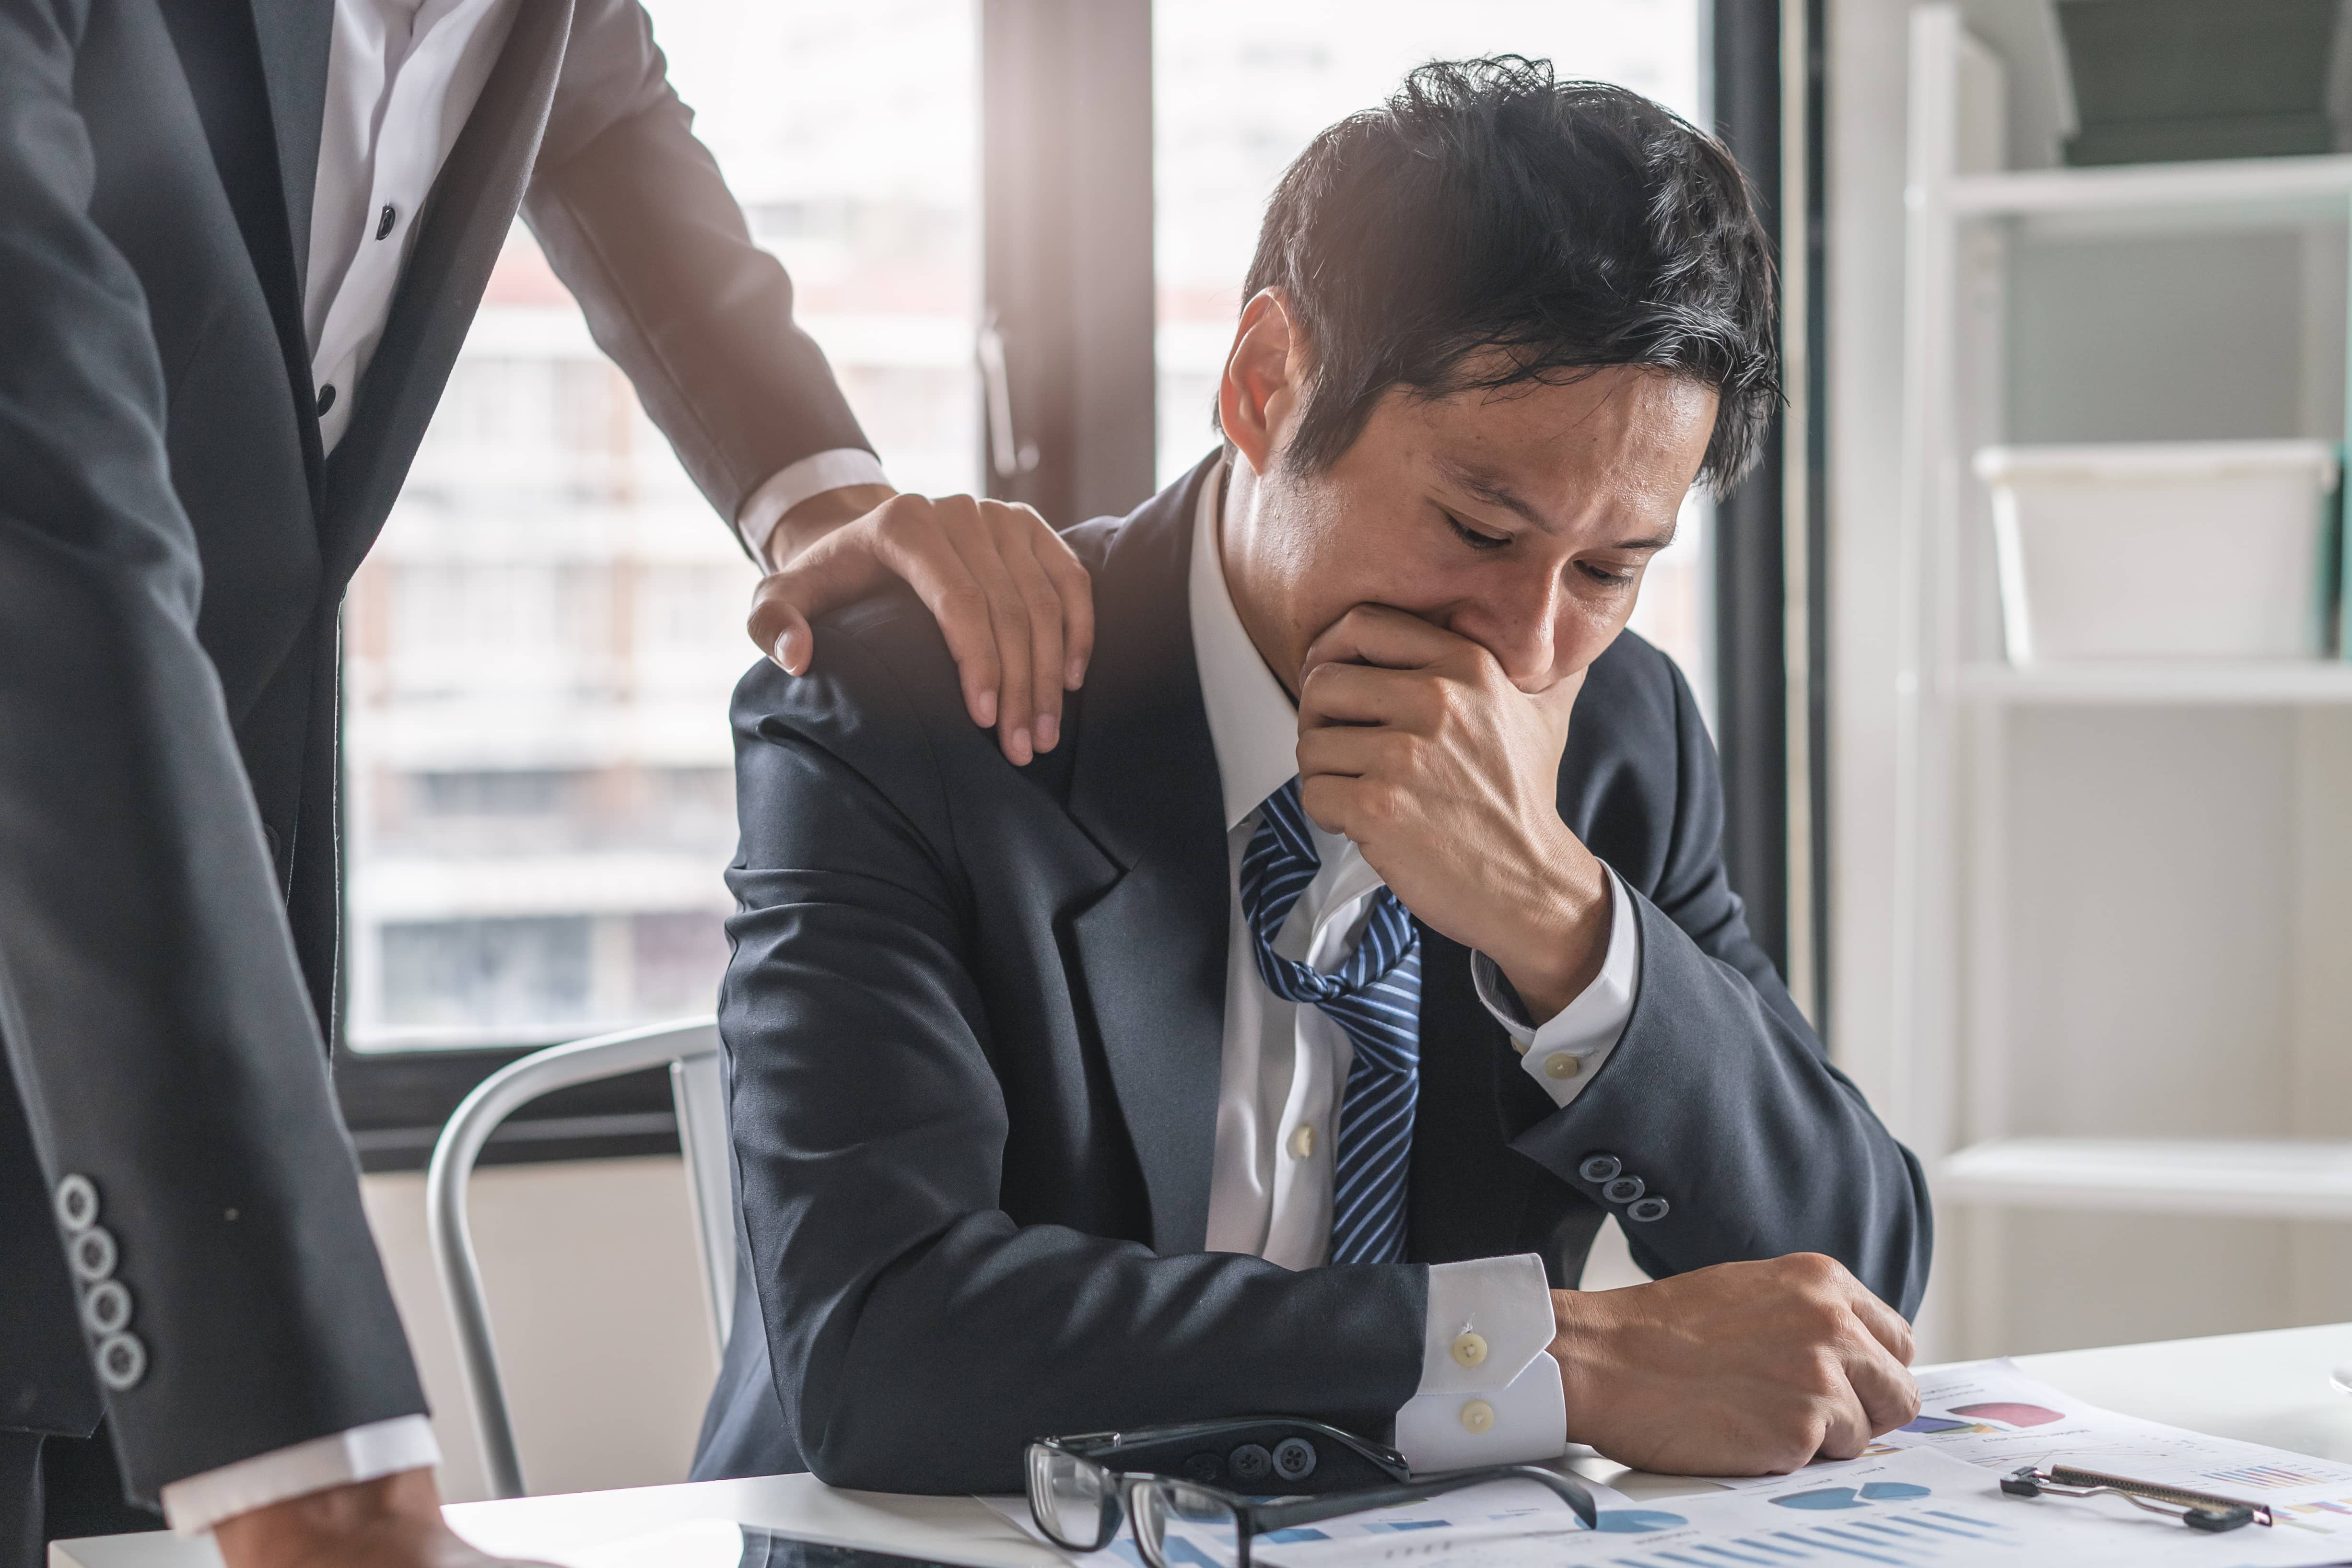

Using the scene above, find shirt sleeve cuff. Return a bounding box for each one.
[1392,1254,1566,1471]
[735,448,891,564]
[1394,1349,1566,1472]
[158,1415,441,1536]
[1472,864,1640,1108]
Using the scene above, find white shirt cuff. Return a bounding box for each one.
[1393,1253,1566,1471]
[158,1415,440,1536]
[1472,865,1639,1108]
[735,447,891,564]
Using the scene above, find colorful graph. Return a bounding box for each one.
[2201,1459,2337,1491]
[1946,1402,2063,1428]
[1773,1482,1934,1511]
[1591,1509,1687,1533]
[1591,1509,2021,1566]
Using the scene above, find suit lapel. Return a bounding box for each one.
[1064,459,1234,1255]
[247,0,333,304]
[318,0,574,591]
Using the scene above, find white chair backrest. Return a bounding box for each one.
[425,1017,729,1500]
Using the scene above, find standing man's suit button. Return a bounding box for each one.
[1603,1175,1646,1204]
[69,1226,117,1282]
[1578,1153,1621,1183]
[1451,1331,1488,1369]
[95,1333,146,1392]
[1458,1399,1495,1434]
[1627,1196,1671,1223]
[55,1174,98,1232]
[82,1280,132,1336]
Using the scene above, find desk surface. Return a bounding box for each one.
[56,1321,2352,1568]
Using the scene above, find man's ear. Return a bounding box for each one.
[1218,289,1305,478]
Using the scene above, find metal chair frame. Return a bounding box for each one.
[425,1017,732,1499]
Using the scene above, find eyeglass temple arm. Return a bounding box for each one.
[1247,1465,1597,1533]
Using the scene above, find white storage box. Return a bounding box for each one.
[1974,439,2340,662]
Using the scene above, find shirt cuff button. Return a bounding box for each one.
[1459,1399,1495,1434]
[1451,1331,1488,1369]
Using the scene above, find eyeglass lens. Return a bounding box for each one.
[1131,1479,1246,1568]
[1032,1449,1122,1550]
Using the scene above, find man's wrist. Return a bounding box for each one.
[763,482,897,571]
[1489,839,1611,1022]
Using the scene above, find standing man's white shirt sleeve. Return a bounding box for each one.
[165,0,881,1533]
[1187,462,1637,1473]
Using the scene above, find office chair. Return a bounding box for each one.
[425,1017,732,1500]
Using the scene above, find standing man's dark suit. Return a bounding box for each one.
[0,0,871,1546]
[693,456,1932,1494]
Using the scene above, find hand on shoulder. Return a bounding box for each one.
[747,488,1095,767]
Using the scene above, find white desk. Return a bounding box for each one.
[55,1321,2352,1568]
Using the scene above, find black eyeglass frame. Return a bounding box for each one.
[1027,1437,1597,1568]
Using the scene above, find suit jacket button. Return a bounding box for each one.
[1603,1175,1646,1204]
[95,1333,146,1392]
[1578,1154,1621,1184]
[69,1226,117,1283]
[1459,1399,1495,1434]
[82,1280,132,1336]
[1627,1196,1670,1223]
[55,1174,98,1233]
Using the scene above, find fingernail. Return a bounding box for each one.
[1034,713,1059,750]
[1010,727,1033,766]
[1066,658,1087,690]
[772,634,802,675]
[975,690,996,727]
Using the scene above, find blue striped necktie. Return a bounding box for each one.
[1238,778,1424,1265]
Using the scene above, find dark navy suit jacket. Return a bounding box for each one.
[0,0,868,1510]
[694,456,1932,1494]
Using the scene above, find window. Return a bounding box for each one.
[341,0,981,1053]
[341,0,1731,1079]
[1151,0,1715,721]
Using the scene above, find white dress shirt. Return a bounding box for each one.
[1188,463,1641,1472]
[162,0,879,1531]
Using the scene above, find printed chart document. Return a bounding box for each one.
[1708,1357,2352,1534]
[1249,1447,2348,1568]
[994,1359,2352,1567]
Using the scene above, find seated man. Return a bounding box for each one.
[694,58,1931,1494]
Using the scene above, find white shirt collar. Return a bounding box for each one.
[1189,462,1308,832]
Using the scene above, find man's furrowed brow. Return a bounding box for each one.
[1438,457,1679,550]
[1437,458,1561,534]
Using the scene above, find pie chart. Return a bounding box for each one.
[1949,1401,2064,1428]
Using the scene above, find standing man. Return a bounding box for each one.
[0,2,1089,1564]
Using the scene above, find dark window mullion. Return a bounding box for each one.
[979,0,1157,527]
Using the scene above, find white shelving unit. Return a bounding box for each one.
[1896,7,2352,1354]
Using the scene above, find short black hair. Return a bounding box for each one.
[1226,56,1778,492]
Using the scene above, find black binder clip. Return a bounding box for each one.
[2000,1462,2267,1532]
